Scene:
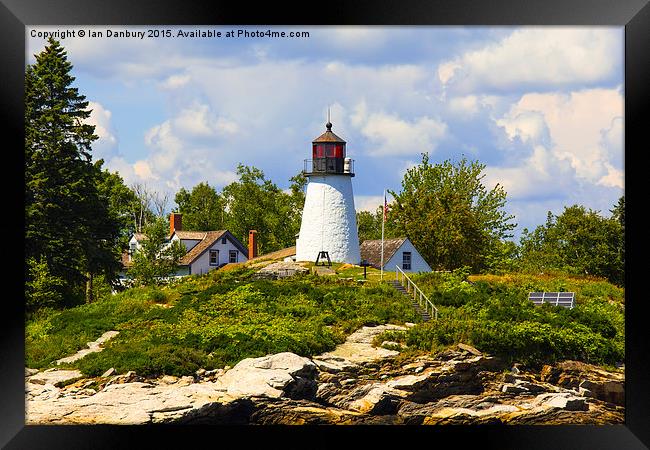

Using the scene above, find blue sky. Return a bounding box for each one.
[27,26,624,240]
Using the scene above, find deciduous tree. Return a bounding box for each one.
[389,154,516,272]
[128,217,186,286]
[174,182,225,231]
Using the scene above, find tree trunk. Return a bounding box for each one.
[86,272,94,303]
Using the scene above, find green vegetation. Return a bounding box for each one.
[221,165,306,253]
[25,38,122,307]
[26,267,419,377]
[378,270,624,367]
[24,40,625,378]
[518,203,624,286]
[174,182,226,232]
[389,154,516,273]
[28,263,623,376]
[128,217,187,286]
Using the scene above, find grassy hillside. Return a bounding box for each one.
[390,270,625,368]
[26,265,625,377]
[26,266,419,377]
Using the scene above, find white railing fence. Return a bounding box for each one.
[395,266,439,320]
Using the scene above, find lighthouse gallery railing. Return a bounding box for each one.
[395,265,439,320]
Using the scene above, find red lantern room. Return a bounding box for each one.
[304,121,354,177]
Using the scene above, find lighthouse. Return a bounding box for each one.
[295,120,361,264]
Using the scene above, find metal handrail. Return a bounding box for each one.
[395,266,439,320]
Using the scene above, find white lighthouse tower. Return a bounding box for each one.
[295,120,361,264]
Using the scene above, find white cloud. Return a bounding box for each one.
[160,74,191,89]
[448,95,480,118]
[354,195,384,212]
[133,160,157,180]
[439,28,621,93]
[484,145,576,201]
[85,101,118,160]
[353,110,447,156]
[438,61,461,85]
[498,88,623,187]
[497,110,549,145]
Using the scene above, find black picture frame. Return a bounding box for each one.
[2,0,648,448]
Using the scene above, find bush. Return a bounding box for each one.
[402,272,624,367]
[26,272,420,376]
[25,258,66,310]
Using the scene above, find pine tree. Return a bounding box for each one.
[25,38,120,306]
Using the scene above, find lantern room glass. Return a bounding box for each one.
[312,143,345,159]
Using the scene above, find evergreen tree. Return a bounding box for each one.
[25,38,120,306]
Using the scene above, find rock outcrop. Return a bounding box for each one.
[26,325,625,425]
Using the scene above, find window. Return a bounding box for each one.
[209,250,219,266]
[221,237,227,244]
[129,242,137,255]
[313,144,324,158]
[402,252,412,270]
[229,250,238,263]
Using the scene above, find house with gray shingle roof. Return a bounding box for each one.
[121,213,249,278]
[359,237,431,273]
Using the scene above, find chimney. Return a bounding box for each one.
[248,230,258,259]
[170,212,182,235]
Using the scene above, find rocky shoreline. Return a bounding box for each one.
[26,324,624,425]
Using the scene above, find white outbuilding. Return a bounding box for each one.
[359,237,432,273]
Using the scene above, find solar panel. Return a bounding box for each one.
[528,292,575,309]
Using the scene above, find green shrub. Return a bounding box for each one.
[26,271,419,376]
[25,258,66,310]
[401,272,624,367]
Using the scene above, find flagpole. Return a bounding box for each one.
[381,189,385,282]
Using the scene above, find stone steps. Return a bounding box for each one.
[388,281,431,322]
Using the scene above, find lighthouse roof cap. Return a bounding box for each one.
[313,122,346,143]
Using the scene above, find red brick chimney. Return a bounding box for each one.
[248,230,258,259]
[170,213,182,235]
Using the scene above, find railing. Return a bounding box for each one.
[303,158,354,176]
[395,266,439,320]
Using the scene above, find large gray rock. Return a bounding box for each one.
[27,369,84,387]
[214,352,318,399]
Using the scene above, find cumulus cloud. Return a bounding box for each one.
[352,107,447,156]
[484,145,576,201]
[438,28,622,93]
[447,95,480,118]
[27,26,623,233]
[159,73,191,89]
[354,195,384,212]
[497,88,623,187]
[496,110,550,145]
[85,101,118,160]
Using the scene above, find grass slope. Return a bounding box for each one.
[26,266,624,377]
[26,266,419,377]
